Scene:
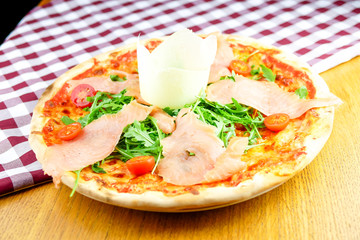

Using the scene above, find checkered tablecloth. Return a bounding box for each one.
[1,0,359,196]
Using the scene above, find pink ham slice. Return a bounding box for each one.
[67,71,149,105]
[150,107,175,134]
[208,32,234,83]
[158,108,225,185]
[68,76,126,94]
[203,137,248,183]
[206,76,342,119]
[158,109,248,186]
[42,101,153,186]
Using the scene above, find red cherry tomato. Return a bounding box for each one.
[229,59,250,75]
[57,122,82,141]
[126,156,155,176]
[264,113,290,132]
[70,84,96,108]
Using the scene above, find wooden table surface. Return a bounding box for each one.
[1,55,359,239]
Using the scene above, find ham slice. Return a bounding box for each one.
[208,32,234,83]
[67,71,149,105]
[42,101,153,186]
[150,107,175,134]
[206,76,342,119]
[158,109,225,185]
[68,76,127,94]
[203,137,248,183]
[158,109,248,185]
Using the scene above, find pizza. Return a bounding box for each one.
[29,30,341,212]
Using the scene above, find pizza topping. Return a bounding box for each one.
[110,74,126,82]
[70,84,96,108]
[206,75,342,119]
[42,101,153,186]
[68,71,138,95]
[203,137,248,183]
[228,59,250,76]
[264,113,290,132]
[137,28,217,108]
[158,108,225,185]
[295,86,309,99]
[259,64,276,82]
[149,107,175,134]
[208,32,234,83]
[157,108,249,185]
[57,122,82,141]
[126,156,155,176]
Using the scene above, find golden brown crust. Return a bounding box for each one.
[30,34,335,212]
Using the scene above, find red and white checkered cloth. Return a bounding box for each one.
[1,0,359,195]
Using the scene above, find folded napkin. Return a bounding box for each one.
[1,0,359,195]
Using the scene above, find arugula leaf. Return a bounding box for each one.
[61,116,76,125]
[295,86,309,99]
[250,65,260,75]
[70,168,83,197]
[124,120,155,147]
[187,151,196,156]
[260,64,276,82]
[241,55,249,62]
[91,161,106,174]
[162,107,180,117]
[219,70,236,82]
[77,90,133,128]
[110,74,127,82]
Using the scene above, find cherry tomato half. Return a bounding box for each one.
[57,122,82,141]
[126,156,155,176]
[70,84,96,108]
[229,59,250,75]
[264,113,290,132]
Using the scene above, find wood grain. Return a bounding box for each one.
[1,55,359,239]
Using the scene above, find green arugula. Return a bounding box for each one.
[77,90,133,128]
[250,65,262,80]
[124,120,155,147]
[260,64,276,82]
[250,65,260,76]
[250,64,276,82]
[91,161,106,174]
[240,54,249,62]
[295,86,309,99]
[70,168,83,197]
[162,107,180,117]
[115,117,165,172]
[219,70,236,82]
[110,74,127,82]
[60,116,76,125]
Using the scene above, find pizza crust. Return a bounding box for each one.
[30,34,335,212]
